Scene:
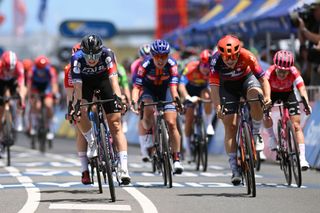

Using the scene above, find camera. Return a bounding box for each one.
[289,3,317,29]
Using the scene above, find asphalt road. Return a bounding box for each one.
[0,133,319,213]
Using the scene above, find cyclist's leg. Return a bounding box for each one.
[76,126,91,184]
[245,75,264,151]
[44,94,55,140]
[200,87,215,135]
[287,91,309,170]
[183,104,194,162]
[220,86,241,185]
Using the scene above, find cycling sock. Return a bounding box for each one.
[204,112,214,127]
[173,152,180,161]
[78,152,88,172]
[299,144,306,160]
[119,151,128,171]
[83,128,95,144]
[252,119,262,135]
[139,135,148,156]
[228,153,238,171]
[266,127,276,138]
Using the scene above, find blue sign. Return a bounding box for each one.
[59,20,117,39]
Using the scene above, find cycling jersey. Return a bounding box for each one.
[0,60,25,88]
[209,48,265,86]
[180,61,209,87]
[28,65,57,93]
[130,58,143,84]
[64,64,73,88]
[134,56,179,90]
[117,64,129,89]
[265,65,304,92]
[71,47,117,82]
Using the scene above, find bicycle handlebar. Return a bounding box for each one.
[221,94,264,114]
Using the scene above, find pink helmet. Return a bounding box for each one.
[273,50,294,70]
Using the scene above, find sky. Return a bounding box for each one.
[0,0,156,35]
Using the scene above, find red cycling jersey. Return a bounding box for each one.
[64,64,73,88]
[0,60,25,87]
[180,61,209,86]
[265,65,304,92]
[209,48,264,86]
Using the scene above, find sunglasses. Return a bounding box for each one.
[83,51,102,62]
[222,52,240,61]
[276,69,289,75]
[153,54,169,60]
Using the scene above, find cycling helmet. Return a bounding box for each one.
[199,49,211,64]
[72,43,81,55]
[1,51,17,70]
[217,35,241,58]
[34,55,50,69]
[22,58,33,71]
[80,34,103,54]
[139,44,151,57]
[150,39,170,56]
[273,50,294,70]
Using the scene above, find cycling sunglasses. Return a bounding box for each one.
[83,51,102,62]
[153,54,169,60]
[222,52,240,61]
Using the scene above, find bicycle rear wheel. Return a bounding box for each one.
[161,120,172,188]
[277,120,292,186]
[100,123,116,202]
[287,121,302,187]
[242,122,256,197]
[3,111,13,166]
[94,157,103,193]
[199,120,208,172]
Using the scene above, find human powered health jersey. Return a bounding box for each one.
[180,60,209,87]
[71,47,117,83]
[209,48,265,86]
[265,65,304,92]
[134,56,179,89]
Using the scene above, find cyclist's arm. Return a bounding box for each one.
[258,76,271,103]
[210,84,220,111]
[109,73,122,98]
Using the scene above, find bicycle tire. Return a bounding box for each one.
[3,111,12,166]
[94,157,103,193]
[38,107,47,153]
[255,151,261,171]
[199,119,208,172]
[100,123,116,202]
[287,121,302,187]
[277,120,292,186]
[243,122,256,197]
[160,119,172,188]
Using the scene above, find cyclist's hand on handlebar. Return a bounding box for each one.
[175,97,184,113]
[263,97,272,108]
[304,105,312,115]
[216,105,226,119]
[113,94,127,115]
[130,100,139,114]
[70,99,81,121]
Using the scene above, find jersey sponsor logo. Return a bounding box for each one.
[224,70,243,77]
[82,65,105,74]
[73,61,80,74]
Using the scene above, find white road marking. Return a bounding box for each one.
[5,167,40,213]
[123,187,158,213]
[49,203,131,211]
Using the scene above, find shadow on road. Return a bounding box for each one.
[178,192,251,198]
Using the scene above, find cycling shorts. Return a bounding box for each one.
[82,76,120,114]
[0,79,17,106]
[271,91,300,116]
[220,73,261,115]
[139,86,176,112]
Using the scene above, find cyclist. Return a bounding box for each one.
[130,44,154,162]
[178,49,214,162]
[209,35,271,185]
[70,34,131,185]
[263,50,311,170]
[27,55,59,141]
[131,39,184,174]
[0,50,26,155]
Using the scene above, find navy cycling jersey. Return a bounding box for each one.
[134,56,179,90]
[71,47,117,83]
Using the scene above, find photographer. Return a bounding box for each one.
[296,2,320,85]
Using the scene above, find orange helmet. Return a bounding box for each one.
[199,49,211,64]
[72,43,81,55]
[1,50,17,70]
[217,35,241,58]
[34,55,49,69]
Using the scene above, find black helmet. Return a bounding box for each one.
[81,34,103,54]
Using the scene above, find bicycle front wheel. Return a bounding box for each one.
[100,123,116,202]
[277,120,292,186]
[160,119,172,188]
[287,121,302,187]
[242,122,256,197]
[3,112,13,166]
[198,119,208,172]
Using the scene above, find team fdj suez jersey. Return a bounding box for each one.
[209,48,265,86]
[134,56,179,90]
[71,47,117,83]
